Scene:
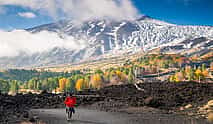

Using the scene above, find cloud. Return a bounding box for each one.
[59,0,139,22]
[18,12,37,18]
[0,0,140,57]
[0,30,88,57]
[0,0,140,22]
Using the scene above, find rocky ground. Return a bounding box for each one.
[97,82,213,108]
[0,81,213,123]
[93,82,213,122]
[0,92,63,123]
[0,91,104,123]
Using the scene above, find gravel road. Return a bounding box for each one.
[29,108,210,124]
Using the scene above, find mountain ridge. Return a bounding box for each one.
[0,16,213,69]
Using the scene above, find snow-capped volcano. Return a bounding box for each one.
[27,16,213,51]
[0,16,213,68]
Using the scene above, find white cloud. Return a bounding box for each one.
[0,0,140,57]
[18,12,37,18]
[59,0,139,22]
[0,0,140,22]
[0,30,88,57]
[0,0,58,17]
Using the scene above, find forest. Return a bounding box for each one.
[0,54,212,94]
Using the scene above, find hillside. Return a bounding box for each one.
[0,16,213,68]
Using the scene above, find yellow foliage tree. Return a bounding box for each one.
[169,75,176,82]
[115,70,127,82]
[195,68,203,82]
[75,79,84,91]
[90,74,102,89]
[59,78,68,92]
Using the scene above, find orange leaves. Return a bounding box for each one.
[202,70,209,77]
[194,68,205,82]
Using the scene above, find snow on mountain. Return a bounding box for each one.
[0,16,213,68]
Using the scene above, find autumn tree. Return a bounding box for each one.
[115,70,127,83]
[90,74,102,89]
[75,79,84,91]
[195,68,203,82]
[59,78,68,92]
[169,75,176,82]
[174,72,185,82]
[202,69,209,77]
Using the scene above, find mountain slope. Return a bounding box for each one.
[1,16,213,68]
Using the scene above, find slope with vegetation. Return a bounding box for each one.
[0,53,212,95]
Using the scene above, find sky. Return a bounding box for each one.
[0,0,212,58]
[133,0,213,26]
[0,0,139,57]
[0,0,212,30]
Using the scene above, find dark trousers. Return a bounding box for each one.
[66,107,75,114]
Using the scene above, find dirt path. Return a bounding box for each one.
[30,108,143,124]
[28,108,210,124]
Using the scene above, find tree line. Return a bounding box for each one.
[0,67,136,94]
[0,69,80,82]
[169,64,212,82]
[0,54,212,94]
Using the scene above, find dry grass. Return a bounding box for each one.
[208,112,213,123]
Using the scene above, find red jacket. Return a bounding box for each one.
[64,96,76,107]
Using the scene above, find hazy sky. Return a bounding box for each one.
[0,0,212,30]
